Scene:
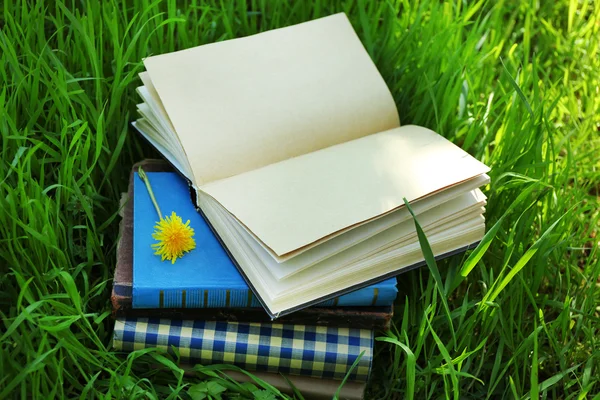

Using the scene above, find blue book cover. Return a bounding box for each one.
[133,172,397,309]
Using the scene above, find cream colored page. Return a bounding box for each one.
[143,13,399,184]
[200,125,491,256]
[212,173,488,263]
[139,72,175,132]
[216,190,485,280]
[136,83,196,182]
[132,121,193,181]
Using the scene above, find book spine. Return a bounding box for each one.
[113,317,373,382]
[133,288,261,308]
[115,306,393,331]
[316,285,398,307]
[132,285,397,309]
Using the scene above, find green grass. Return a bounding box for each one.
[1,0,599,398]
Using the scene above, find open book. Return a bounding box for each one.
[133,13,490,318]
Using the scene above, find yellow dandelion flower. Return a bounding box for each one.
[151,211,196,263]
[138,166,196,264]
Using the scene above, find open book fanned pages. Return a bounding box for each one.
[133,13,491,318]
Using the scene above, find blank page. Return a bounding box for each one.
[200,125,491,257]
[143,13,399,185]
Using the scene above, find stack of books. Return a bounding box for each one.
[112,160,398,398]
[112,13,490,398]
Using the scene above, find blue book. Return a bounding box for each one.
[133,172,398,309]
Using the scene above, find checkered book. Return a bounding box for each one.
[113,317,373,382]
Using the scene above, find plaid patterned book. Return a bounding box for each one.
[113,317,373,382]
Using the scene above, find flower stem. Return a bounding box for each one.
[138,166,163,220]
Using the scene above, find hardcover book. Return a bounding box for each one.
[132,13,490,317]
[133,170,398,309]
[203,369,367,400]
[112,317,373,382]
[111,160,395,330]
